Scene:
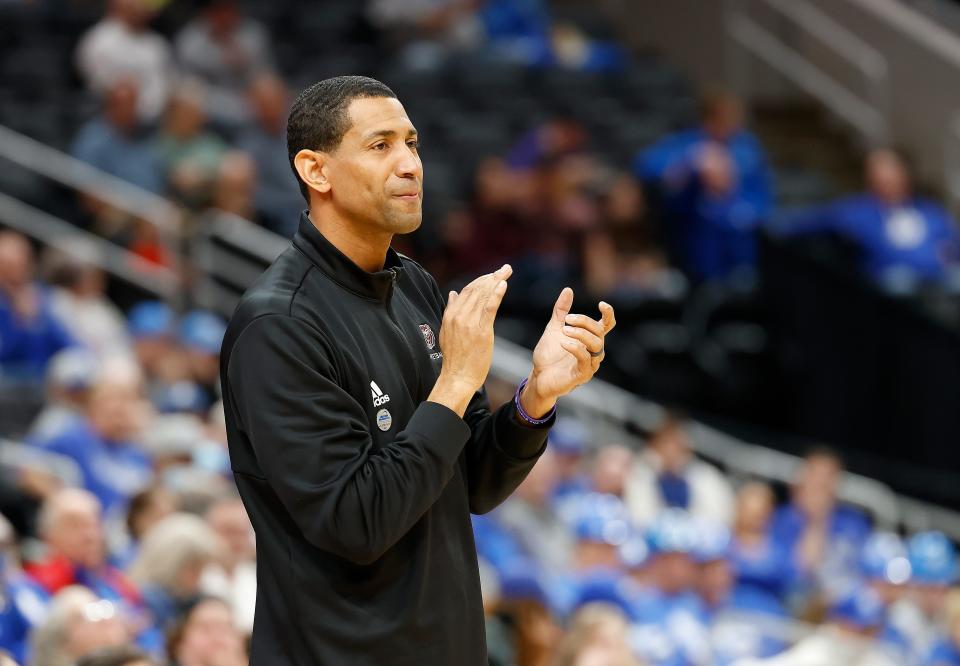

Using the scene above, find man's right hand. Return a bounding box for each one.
[428,264,512,417]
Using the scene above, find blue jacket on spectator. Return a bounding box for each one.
[36,418,152,515]
[730,536,799,604]
[636,129,772,281]
[0,286,76,381]
[925,639,960,665]
[71,119,164,194]
[636,128,773,219]
[0,572,49,665]
[777,194,960,284]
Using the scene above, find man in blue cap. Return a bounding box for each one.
[127,301,177,385]
[179,310,226,396]
[890,531,959,662]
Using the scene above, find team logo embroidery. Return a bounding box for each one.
[419,323,436,350]
[376,409,392,431]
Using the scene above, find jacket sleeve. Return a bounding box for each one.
[226,314,471,565]
[417,265,553,514]
[462,391,553,515]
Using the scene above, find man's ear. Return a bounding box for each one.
[294,149,332,195]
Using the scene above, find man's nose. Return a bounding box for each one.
[395,149,421,179]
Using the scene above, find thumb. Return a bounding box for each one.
[551,287,574,325]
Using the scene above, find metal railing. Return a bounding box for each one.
[0,192,179,300]
[0,124,184,304]
[725,0,890,146]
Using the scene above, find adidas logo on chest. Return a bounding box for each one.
[370,380,391,407]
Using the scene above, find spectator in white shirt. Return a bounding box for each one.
[624,414,735,528]
[75,0,176,124]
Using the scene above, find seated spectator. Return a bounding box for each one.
[0,232,76,382]
[114,486,178,571]
[35,366,152,515]
[589,444,633,499]
[210,151,258,222]
[177,310,226,398]
[199,497,256,633]
[624,414,734,527]
[174,0,275,130]
[730,481,799,607]
[551,603,639,666]
[923,589,960,666]
[632,510,712,666]
[496,452,574,576]
[236,74,303,235]
[859,532,913,661]
[25,490,139,607]
[76,645,155,666]
[71,80,164,194]
[0,514,50,664]
[891,531,959,662]
[734,587,902,666]
[43,249,131,359]
[154,83,228,208]
[75,0,174,124]
[165,596,246,666]
[126,302,191,395]
[695,522,788,663]
[30,586,132,666]
[776,148,960,291]
[29,348,100,442]
[548,418,591,503]
[128,514,221,631]
[770,447,871,605]
[636,91,773,282]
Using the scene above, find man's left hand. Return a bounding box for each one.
[519,287,616,418]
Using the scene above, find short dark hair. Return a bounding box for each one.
[286,75,397,203]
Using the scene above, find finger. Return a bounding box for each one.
[552,287,574,325]
[492,263,513,282]
[561,338,591,366]
[599,301,617,333]
[480,279,509,328]
[561,325,603,354]
[564,313,604,339]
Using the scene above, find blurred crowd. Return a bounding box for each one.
[1,211,960,665]
[2,0,960,665]
[474,419,960,666]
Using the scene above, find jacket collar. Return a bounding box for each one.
[292,211,404,302]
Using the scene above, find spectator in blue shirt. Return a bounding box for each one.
[777,148,960,289]
[859,531,914,661]
[0,232,76,381]
[636,91,773,282]
[730,481,800,606]
[35,369,152,515]
[770,448,872,606]
[0,515,49,666]
[71,79,164,194]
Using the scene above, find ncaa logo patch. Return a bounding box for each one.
[376,409,392,431]
[419,323,436,350]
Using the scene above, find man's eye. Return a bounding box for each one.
[407,140,419,149]
[373,143,387,151]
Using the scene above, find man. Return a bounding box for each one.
[220,75,615,664]
[777,148,960,288]
[0,232,76,381]
[75,0,174,123]
[36,360,153,515]
[625,414,734,528]
[636,91,773,282]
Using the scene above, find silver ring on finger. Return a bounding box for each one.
[589,347,604,358]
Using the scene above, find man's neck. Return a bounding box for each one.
[307,209,392,273]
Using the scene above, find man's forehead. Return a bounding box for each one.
[345,97,416,139]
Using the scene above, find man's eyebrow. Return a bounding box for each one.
[363,128,419,141]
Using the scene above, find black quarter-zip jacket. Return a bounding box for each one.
[220,213,553,665]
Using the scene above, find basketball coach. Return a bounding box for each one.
[220,76,615,665]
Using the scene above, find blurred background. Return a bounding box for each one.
[2,0,960,664]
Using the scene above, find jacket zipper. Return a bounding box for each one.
[386,268,424,398]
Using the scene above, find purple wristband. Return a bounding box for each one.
[514,378,556,426]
